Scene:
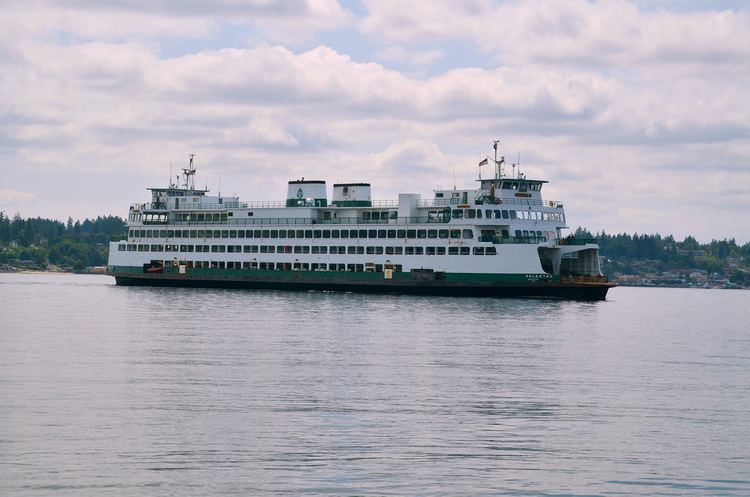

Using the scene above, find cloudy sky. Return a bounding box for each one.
[1,0,748,242]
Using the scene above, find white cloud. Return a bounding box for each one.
[0,0,352,46]
[222,118,299,147]
[0,189,37,207]
[0,0,748,241]
[360,0,750,68]
[376,45,444,66]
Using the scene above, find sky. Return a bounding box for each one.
[1,0,748,242]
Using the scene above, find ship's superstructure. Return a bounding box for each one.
[107,146,614,299]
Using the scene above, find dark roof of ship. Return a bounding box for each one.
[333,183,370,187]
[288,180,325,184]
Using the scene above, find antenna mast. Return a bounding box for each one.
[518,151,521,178]
[182,154,196,190]
[493,140,505,178]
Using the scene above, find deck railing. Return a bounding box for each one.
[165,216,451,226]
[131,197,564,212]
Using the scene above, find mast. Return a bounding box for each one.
[493,140,505,179]
[182,154,196,190]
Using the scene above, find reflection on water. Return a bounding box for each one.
[1,273,749,496]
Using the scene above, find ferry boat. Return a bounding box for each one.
[107,145,615,299]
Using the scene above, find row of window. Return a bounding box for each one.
[130,228,477,240]
[165,260,402,272]
[451,208,562,222]
[129,208,562,225]
[129,212,231,223]
[120,244,499,256]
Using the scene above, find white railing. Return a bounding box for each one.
[129,197,564,212]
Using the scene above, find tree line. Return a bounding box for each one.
[572,227,750,284]
[0,212,126,270]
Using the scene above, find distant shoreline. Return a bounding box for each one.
[1,268,746,290]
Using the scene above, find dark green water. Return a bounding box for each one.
[1,273,748,496]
